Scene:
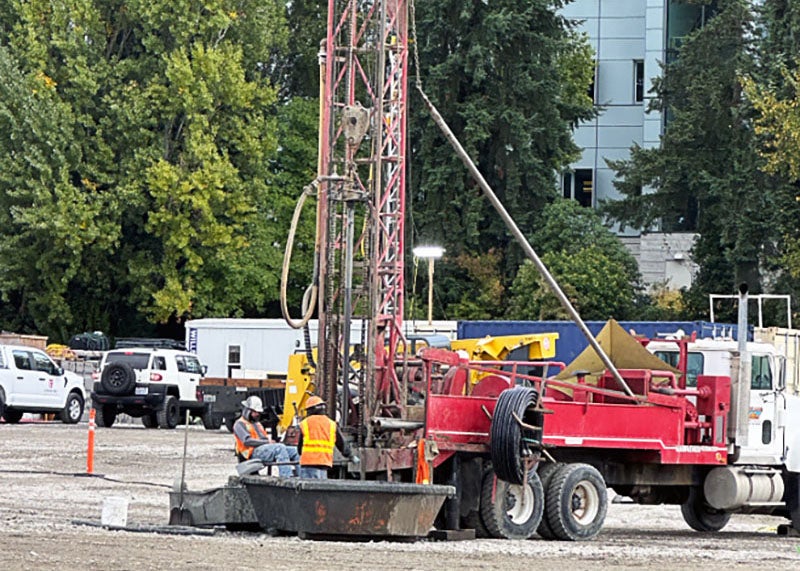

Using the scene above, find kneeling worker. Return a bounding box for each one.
[234,396,299,477]
[298,396,358,479]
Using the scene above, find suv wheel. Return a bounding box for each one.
[61,392,84,424]
[100,362,136,396]
[157,395,179,429]
[141,413,158,428]
[95,404,117,428]
[3,409,23,423]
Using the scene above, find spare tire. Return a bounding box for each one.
[100,362,136,396]
[490,387,542,484]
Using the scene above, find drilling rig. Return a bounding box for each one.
[267,1,800,543]
[313,0,412,454]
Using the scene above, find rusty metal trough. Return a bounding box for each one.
[240,475,455,539]
[167,477,260,530]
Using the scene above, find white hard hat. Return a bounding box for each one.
[241,396,264,413]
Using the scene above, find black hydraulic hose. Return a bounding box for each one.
[303,320,316,369]
[491,387,541,485]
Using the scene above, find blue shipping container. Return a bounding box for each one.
[456,320,748,366]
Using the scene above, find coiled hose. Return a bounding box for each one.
[490,386,542,485]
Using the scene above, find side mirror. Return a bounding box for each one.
[202,364,208,376]
[777,356,786,391]
[55,366,64,376]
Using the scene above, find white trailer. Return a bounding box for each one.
[185,318,457,379]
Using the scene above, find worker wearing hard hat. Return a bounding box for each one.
[234,396,300,477]
[297,395,359,479]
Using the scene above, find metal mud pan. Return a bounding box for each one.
[241,475,454,538]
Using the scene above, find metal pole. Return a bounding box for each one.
[734,283,750,448]
[427,259,434,325]
[417,87,634,398]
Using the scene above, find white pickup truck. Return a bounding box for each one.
[0,344,87,424]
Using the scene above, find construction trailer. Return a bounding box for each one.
[185,318,457,379]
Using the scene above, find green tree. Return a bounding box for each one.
[0,1,298,339]
[741,1,800,303]
[604,0,782,314]
[409,0,596,319]
[506,200,641,320]
[0,45,117,339]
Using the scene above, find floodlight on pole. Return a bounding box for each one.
[412,246,444,325]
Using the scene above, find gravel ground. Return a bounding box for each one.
[2,421,800,570]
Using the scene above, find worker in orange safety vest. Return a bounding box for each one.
[297,395,358,479]
[233,396,299,477]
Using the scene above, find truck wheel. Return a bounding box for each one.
[157,395,179,429]
[100,362,136,396]
[94,405,117,428]
[0,388,6,421]
[480,469,544,539]
[141,413,158,428]
[536,462,562,539]
[681,487,730,532]
[490,386,542,485]
[224,416,236,433]
[462,463,494,538]
[60,392,84,424]
[545,463,607,541]
[3,409,23,423]
[202,413,223,430]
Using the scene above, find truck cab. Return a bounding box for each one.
[0,344,87,424]
[648,338,797,467]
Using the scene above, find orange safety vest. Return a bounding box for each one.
[299,415,337,467]
[234,418,269,460]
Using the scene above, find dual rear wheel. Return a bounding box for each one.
[480,387,607,540]
[473,462,607,541]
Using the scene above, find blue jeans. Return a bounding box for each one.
[252,444,300,478]
[299,466,328,479]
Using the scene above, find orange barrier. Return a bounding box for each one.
[415,439,430,484]
[87,408,96,474]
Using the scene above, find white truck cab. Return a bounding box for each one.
[0,344,86,424]
[648,337,800,469]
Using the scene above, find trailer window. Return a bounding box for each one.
[653,350,704,387]
[751,355,772,390]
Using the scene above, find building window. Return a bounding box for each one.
[634,60,644,103]
[561,172,573,200]
[574,169,593,208]
[562,169,593,208]
[588,61,597,104]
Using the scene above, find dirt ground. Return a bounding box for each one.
[2,421,800,570]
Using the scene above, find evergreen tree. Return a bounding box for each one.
[742,0,800,306]
[604,0,783,315]
[408,0,596,319]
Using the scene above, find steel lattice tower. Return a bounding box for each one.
[317,0,409,443]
